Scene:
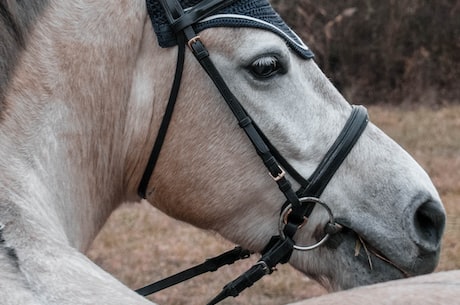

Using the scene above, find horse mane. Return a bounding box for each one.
[0,0,49,107]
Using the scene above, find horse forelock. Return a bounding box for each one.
[0,0,49,112]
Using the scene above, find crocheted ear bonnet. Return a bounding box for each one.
[146,0,314,59]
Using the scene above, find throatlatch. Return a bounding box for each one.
[137,0,369,303]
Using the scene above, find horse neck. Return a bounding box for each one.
[0,0,155,251]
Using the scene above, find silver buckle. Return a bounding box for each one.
[269,166,285,182]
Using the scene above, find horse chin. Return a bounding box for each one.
[310,226,440,291]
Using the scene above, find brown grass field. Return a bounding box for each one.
[88,105,460,305]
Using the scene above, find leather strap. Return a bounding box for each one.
[287,105,369,224]
[187,39,303,216]
[206,238,294,305]
[300,105,368,198]
[137,31,186,198]
[136,246,250,296]
[170,0,236,33]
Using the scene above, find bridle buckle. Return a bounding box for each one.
[269,166,286,182]
[187,35,201,49]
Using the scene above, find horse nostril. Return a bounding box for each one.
[412,199,446,252]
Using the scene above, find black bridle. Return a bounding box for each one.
[136,0,369,303]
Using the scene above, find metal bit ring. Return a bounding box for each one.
[278,197,336,251]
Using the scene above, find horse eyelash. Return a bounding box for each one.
[252,56,278,67]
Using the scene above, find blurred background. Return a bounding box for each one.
[272,0,459,106]
[88,2,460,304]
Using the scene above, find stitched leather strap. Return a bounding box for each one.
[299,105,369,198]
[136,246,250,296]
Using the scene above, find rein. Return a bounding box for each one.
[137,0,369,303]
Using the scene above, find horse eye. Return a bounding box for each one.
[249,56,282,79]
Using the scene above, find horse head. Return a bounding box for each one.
[135,0,446,291]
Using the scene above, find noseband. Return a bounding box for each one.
[137,0,369,303]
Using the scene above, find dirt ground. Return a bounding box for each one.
[88,105,460,305]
